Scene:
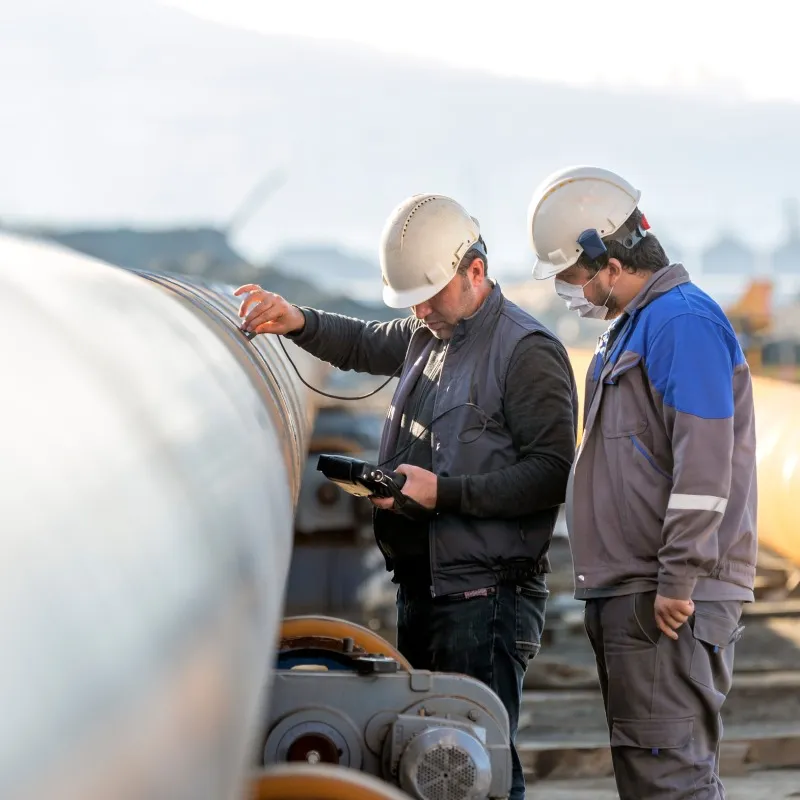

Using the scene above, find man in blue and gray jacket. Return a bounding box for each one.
[528,166,757,800]
[237,193,578,800]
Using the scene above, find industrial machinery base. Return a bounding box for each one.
[253,616,513,800]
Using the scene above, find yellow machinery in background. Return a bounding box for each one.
[725,280,774,375]
[725,279,800,383]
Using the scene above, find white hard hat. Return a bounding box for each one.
[379,194,483,308]
[527,166,642,280]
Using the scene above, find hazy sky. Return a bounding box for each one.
[167,0,797,104]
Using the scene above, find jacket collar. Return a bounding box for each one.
[451,280,503,345]
[599,263,691,349]
[624,262,691,316]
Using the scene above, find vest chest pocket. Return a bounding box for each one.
[599,355,648,438]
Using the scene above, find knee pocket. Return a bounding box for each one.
[611,718,708,795]
[611,717,694,752]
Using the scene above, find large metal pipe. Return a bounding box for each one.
[0,233,325,800]
[568,348,800,569]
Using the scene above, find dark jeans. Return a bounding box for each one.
[584,591,745,800]
[396,578,548,800]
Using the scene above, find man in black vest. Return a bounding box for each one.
[237,193,578,799]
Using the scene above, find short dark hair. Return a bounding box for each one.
[457,235,489,278]
[579,209,669,276]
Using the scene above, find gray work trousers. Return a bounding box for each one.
[584,591,745,799]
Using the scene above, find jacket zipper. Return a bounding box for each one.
[581,314,636,449]
[428,342,452,598]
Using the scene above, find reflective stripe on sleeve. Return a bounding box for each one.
[667,493,728,514]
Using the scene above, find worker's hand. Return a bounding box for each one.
[370,465,438,511]
[654,594,694,640]
[234,284,305,336]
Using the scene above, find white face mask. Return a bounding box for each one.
[554,274,614,320]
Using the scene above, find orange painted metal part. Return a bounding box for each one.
[280,615,412,671]
[250,763,411,800]
[567,347,800,567]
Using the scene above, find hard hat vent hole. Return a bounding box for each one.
[400,196,435,243]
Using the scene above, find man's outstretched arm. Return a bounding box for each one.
[237,284,420,377]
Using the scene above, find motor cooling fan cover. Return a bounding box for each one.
[397,727,492,800]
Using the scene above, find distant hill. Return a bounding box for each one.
[10,225,244,273]
[253,264,396,322]
[8,224,397,321]
[4,0,800,269]
[271,244,381,303]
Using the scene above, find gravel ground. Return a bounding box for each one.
[531,770,800,799]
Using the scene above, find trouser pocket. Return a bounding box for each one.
[514,581,548,665]
[610,717,699,800]
[611,716,694,750]
[689,609,744,700]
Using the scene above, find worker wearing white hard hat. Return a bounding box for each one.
[526,166,757,799]
[528,165,654,320]
[238,192,579,800]
[379,193,488,310]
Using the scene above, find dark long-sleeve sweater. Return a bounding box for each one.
[287,306,577,521]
